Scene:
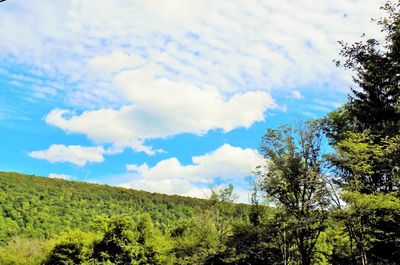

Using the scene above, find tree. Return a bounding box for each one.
[325,1,400,194]
[340,192,400,265]
[210,184,238,204]
[225,220,285,265]
[335,1,400,137]
[327,131,400,193]
[44,230,99,265]
[324,131,400,264]
[209,184,239,246]
[170,214,219,265]
[257,122,329,265]
[93,215,161,265]
[322,2,400,263]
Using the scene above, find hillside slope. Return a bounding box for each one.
[0,172,229,244]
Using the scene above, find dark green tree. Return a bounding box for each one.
[222,208,286,265]
[341,2,400,137]
[325,1,400,194]
[46,243,84,265]
[322,2,400,264]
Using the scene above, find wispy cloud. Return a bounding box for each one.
[0,0,384,109]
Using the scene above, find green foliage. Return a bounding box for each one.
[320,3,400,264]
[323,1,400,194]
[0,172,252,265]
[209,184,242,250]
[258,122,329,265]
[210,184,238,204]
[44,230,99,265]
[0,237,46,265]
[313,219,354,265]
[170,212,219,264]
[93,215,161,265]
[339,192,400,264]
[41,215,167,265]
[327,131,400,193]
[259,123,329,212]
[334,1,400,138]
[225,217,285,265]
[0,171,214,244]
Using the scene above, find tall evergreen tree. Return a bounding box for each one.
[322,2,400,264]
[336,2,400,137]
[324,1,400,194]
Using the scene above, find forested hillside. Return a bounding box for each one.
[0,172,244,242]
[0,172,256,264]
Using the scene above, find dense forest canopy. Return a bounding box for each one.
[0,172,254,264]
[0,172,251,242]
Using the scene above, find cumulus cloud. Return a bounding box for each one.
[49,173,75,180]
[45,68,276,152]
[121,144,264,200]
[121,178,210,199]
[29,144,106,166]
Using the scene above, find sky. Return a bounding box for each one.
[0,0,385,202]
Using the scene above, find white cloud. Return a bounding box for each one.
[49,173,75,180]
[1,0,388,172]
[121,144,264,200]
[45,68,276,152]
[121,178,210,199]
[0,0,386,108]
[29,144,106,166]
[88,51,144,74]
[291,90,303,100]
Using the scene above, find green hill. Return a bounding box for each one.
[0,171,244,244]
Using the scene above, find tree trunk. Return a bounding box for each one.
[360,247,368,265]
[298,236,311,265]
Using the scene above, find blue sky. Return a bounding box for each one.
[0,0,384,202]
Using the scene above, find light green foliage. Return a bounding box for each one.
[0,172,214,244]
[43,215,168,265]
[0,237,46,265]
[0,172,251,264]
[170,212,219,265]
[313,219,353,265]
[320,3,400,263]
[329,131,400,193]
[44,230,100,265]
